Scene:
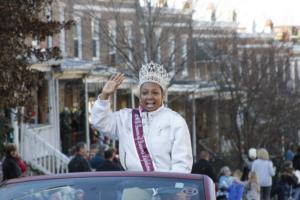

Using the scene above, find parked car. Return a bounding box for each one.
[0,171,216,200]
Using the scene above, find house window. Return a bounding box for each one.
[195,62,209,81]
[194,40,213,62]
[46,35,53,49]
[168,34,176,72]
[45,5,52,48]
[125,21,133,63]
[195,62,201,80]
[292,26,298,36]
[141,29,148,63]
[109,20,117,66]
[181,35,188,77]
[91,18,100,60]
[155,28,162,63]
[73,16,82,59]
[32,35,40,49]
[200,64,208,81]
[59,5,65,55]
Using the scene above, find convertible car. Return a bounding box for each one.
[0,171,216,200]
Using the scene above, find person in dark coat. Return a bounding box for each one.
[96,149,122,171]
[2,143,21,181]
[89,144,105,170]
[68,142,91,172]
[273,161,298,200]
[241,148,257,181]
[192,150,216,182]
[293,146,300,171]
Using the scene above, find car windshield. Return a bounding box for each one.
[0,176,204,200]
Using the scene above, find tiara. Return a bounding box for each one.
[139,61,169,91]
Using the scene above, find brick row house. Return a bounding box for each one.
[17,0,300,173]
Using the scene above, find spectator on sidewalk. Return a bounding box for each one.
[241,148,257,181]
[273,160,298,200]
[89,145,105,170]
[96,148,123,171]
[244,171,260,200]
[285,143,295,161]
[68,142,91,172]
[293,145,300,171]
[217,166,234,200]
[2,143,21,181]
[228,169,244,200]
[192,150,216,182]
[251,148,275,200]
[16,152,27,177]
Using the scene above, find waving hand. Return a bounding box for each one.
[99,73,124,100]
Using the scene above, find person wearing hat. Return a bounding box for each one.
[241,148,257,181]
[91,62,193,172]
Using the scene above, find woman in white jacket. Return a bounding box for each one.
[251,148,275,200]
[91,62,193,173]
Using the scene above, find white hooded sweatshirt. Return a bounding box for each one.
[91,99,193,173]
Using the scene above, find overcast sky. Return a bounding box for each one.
[169,0,300,32]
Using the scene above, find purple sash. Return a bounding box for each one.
[132,107,155,171]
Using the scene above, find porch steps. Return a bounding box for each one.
[22,126,70,175]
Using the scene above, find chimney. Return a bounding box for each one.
[264,19,274,33]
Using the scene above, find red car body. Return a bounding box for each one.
[0,172,216,200]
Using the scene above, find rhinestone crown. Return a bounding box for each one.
[139,61,169,91]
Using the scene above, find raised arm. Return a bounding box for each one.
[91,73,125,138]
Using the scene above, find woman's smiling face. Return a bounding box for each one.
[139,82,164,112]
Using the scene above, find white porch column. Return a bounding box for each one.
[10,108,18,148]
[84,79,90,150]
[192,92,197,160]
[54,78,60,150]
[47,72,61,149]
[47,73,54,125]
[19,107,24,158]
[131,87,135,108]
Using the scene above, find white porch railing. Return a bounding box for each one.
[21,125,70,175]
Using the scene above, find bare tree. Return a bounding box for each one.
[73,0,193,82]
[195,30,300,163]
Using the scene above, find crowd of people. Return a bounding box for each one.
[3,62,300,200]
[67,141,123,173]
[191,147,300,200]
[0,141,123,182]
[4,142,300,200]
